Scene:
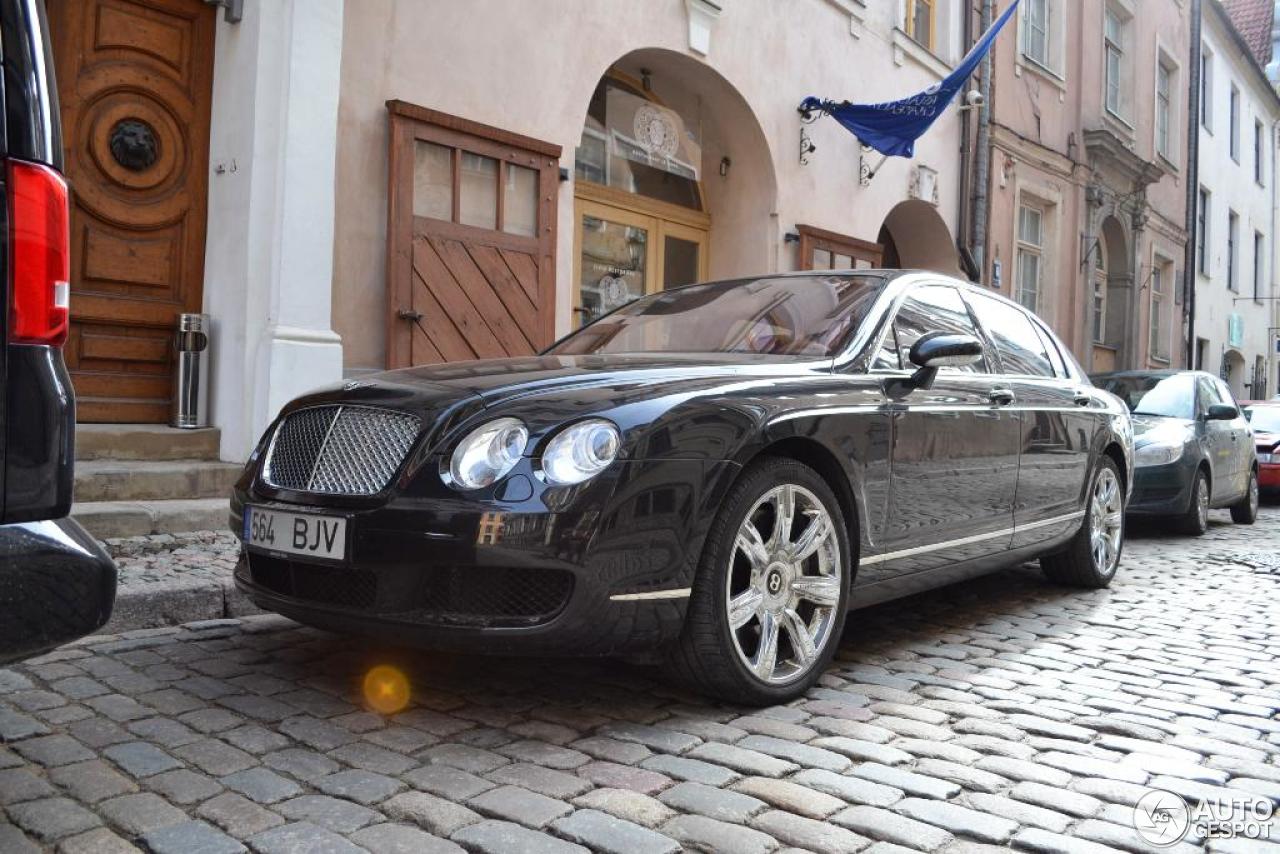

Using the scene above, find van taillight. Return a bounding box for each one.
[9,160,70,346]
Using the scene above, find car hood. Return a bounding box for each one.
[281,353,832,451]
[1131,414,1195,445]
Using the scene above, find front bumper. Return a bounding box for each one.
[0,518,117,665]
[232,458,737,656]
[1127,458,1196,516]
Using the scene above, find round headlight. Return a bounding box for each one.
[541,419,621,486]
[447,418,528,490]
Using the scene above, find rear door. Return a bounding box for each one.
[870,283,1020,576]
[964,292,1092,549]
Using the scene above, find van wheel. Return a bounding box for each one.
[1231,469,1259,525]
[1177,469,1210,536]
[1042,456,1124,588]
[667,457,851,705]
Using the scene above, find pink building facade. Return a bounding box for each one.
[980,0,1192,373]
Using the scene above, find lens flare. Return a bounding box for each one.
[362,664,410,714]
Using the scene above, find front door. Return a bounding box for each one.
[873,284,1020,576]
[48,0,216,422]
[573,186,709,329]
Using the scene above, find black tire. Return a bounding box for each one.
[1042,456,1124,588]
[1231,468,1259,525]
[1177,468,1211,536]
[666,457,852,705]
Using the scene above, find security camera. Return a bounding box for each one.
[965,89,984,107]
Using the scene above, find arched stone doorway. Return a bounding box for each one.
[571,49,775,327]
[876,200,961,277]
[1223,349,1247,398]
[1091,215,1131,373]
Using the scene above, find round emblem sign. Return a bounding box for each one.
[633,104,679,157]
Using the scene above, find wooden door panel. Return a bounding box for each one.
[48,0,214,423]
[387,101,560,369]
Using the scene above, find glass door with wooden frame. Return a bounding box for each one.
[574,199,708,328]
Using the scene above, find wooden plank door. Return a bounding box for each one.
[386,101,560,368]
[47,0,215,422]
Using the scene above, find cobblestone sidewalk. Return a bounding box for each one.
[1,506,1279,853]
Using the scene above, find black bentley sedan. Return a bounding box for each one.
[1091,370,1258,535]
[232,271,1133,703]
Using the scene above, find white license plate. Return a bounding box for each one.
[243,506,347,561]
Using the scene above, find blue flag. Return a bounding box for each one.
[801,0,1019,158]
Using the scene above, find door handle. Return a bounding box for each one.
[988,387,1015,405]
[1072,389,1092,407]
[396,308,423,322]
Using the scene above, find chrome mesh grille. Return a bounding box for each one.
[262,405,421,495]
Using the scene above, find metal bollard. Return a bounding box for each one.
[171,313,210,429]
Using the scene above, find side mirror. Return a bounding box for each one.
[1206,403,1239,421]
[903,332,984,390]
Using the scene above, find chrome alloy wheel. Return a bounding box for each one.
[1195,477,1210,530]
[1248,475,1260,517]
[1090,467,1124,575]
[725,484,841,684]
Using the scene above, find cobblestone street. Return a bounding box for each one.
[2,506,1280,854]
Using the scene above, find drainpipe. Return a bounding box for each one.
[971,0,995,281]
[957,2,976,279]
[1183,0,1202,368]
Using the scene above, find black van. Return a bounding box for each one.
[0,0,115,663]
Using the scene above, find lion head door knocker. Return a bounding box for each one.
[109,119,159,172]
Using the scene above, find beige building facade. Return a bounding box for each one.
[981,0,1191,373]
[332,0,979,380]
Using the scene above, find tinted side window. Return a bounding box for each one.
[1031,321,1068,378]
[1198,378,1224,415]
[966,293,1054,377]
[892,285,988,373]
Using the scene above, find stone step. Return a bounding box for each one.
[74,459,243,503]
[76,424,222,462]
[73,498,233,540]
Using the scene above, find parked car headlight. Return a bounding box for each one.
[541,419,621,485]
[1135,441,1184,467]
[447,418,528,489]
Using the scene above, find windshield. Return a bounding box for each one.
[549,275,885,358]
[1095,373,1196,420]
[1246,405,1280,433]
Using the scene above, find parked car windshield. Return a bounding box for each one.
[549,275,886,358]
[1093,373,1196,420]
[1245,404,1280,433]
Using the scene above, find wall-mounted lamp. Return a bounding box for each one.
[719,157,731,177]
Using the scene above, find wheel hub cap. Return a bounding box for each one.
[1089,468,1123,576]
[726,484,842,685]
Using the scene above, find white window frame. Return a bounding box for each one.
[1255,120,1265,185]
[1021,0,1051,68]
[1254,230,1265,302]
[1154,52,1177,163]
[1092,239,1108,344]
[1016,202,1045,313]
[1227,210,1239,292]
[1197,187,1211,276]
[1229,84,1241,162]
[1103,6,1130,121]
[1201,46,1214,132]
[1149,256,1172,362]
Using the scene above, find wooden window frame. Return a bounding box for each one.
[385,100,561,368]
[796,224,882,271]
[1016,203,1044,313]
[905,0,935,51]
